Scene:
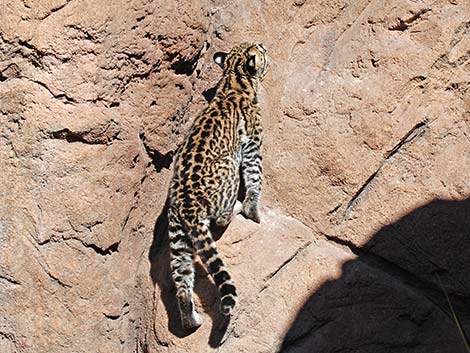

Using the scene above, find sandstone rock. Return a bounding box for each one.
[1,0,469,352]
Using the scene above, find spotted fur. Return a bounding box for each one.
[167,42,269,329]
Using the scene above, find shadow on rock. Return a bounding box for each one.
[280,198,470,353]
[149,199,231,347]
[202,85,217,103]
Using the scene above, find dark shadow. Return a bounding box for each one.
[150,151,173,172]
[281,198,470,353]
[202,85,217,103]
[139,131,174,172]
[149,198,231,346]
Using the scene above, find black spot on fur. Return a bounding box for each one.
[203,86,217,102]
[235,74,247,90]
[181,158,190,168]
[221,296,236,307]
[195,154,203,163]
[213,270,230,286]
[193,239,206,250]
[199,249,215,262]
[220,283,237,297]
[170,247,185,258]
[208,258,223,274]
[183,193,193,204]
[168,232,185,243]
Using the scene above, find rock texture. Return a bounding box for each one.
[1,0,469,352]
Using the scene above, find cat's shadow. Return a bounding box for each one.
[149,199,230,347]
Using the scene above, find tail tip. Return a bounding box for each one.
[220,295,237,316]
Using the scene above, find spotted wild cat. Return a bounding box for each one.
[167,42,269,329]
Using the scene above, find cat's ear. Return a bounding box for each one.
[213,52,227,69]
[246,55,258,75]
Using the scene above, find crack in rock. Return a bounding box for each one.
[0,32,70,72]
[0,273,21,286]
[51,128,102,144]
[74,238,120,256]
[260,240,313,293]
[36,259,72,288]
[388,8,431,31]
[30,79,77,103]
[0,331,18,348]
[343,120,428,218]
[39,0,74,21]
[49,126,121,145]
[104,303,129,321]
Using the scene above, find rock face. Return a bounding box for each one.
[1,0,469,352]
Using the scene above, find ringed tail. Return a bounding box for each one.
[191,221,237,315]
